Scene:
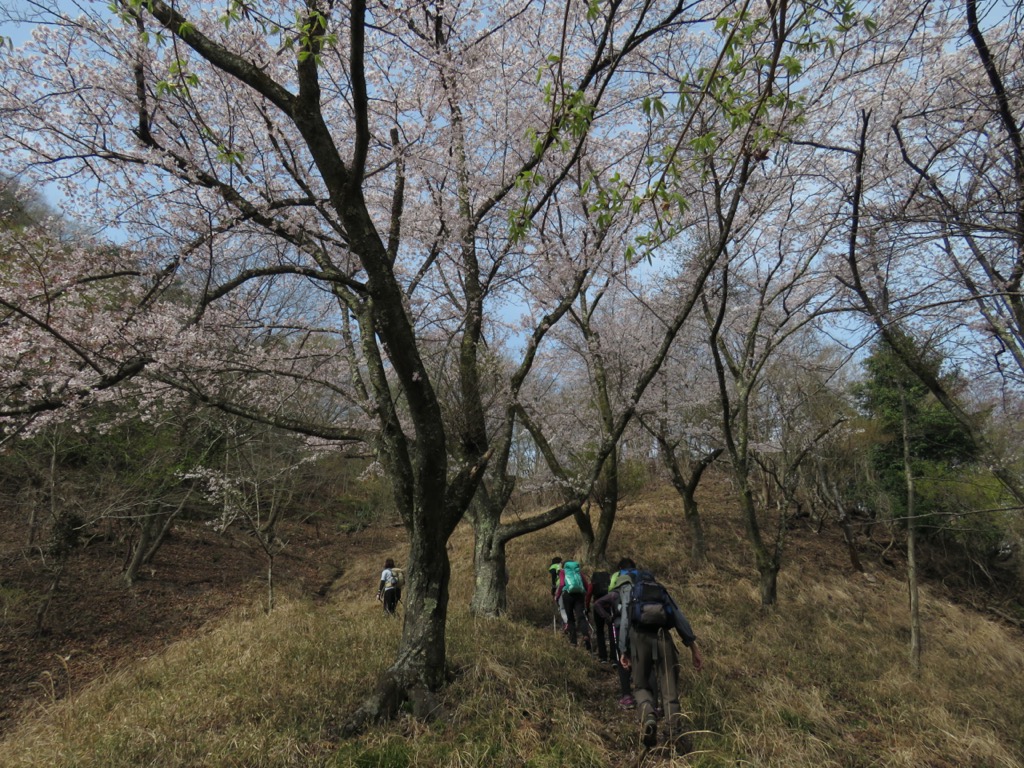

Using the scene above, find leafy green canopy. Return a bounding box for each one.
[853,336,1003,548]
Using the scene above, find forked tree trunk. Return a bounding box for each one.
[469,493,582,618]
[586,453,619,565]
[681,491,708,567]
[829,480,865,573]
[658,440,721,568]
[586,499,615,566]
[574,504,595,557]
[141,506,181,566]
[124,509,160,585]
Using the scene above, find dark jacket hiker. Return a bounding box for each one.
[589,570,614,662]
[616,570,703,752]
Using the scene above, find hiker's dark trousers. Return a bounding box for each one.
[629,628,684,736]
[383,587,400,615]
[594,610,615,661]
[563,592,590,646]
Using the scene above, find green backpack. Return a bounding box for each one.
[562,561,585,594]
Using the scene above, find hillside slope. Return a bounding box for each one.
[1,479,1023,767]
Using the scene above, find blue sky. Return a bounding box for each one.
[0,0,39,47]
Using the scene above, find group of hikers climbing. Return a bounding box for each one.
[550,555,704,754]
[378,554,703,753]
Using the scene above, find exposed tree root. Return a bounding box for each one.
[340,665,451,737]
[341,670,408,737]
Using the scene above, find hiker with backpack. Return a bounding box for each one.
[592,557,643,709]
[616,568,703,753]
[549,556,562,595]
[549,557,569,631]
[608,556,636,591]
[554,560,592,650]
[377,558,403,616]
[593,580,638,709]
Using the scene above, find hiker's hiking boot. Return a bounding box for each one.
[642,718,658,748]
[617,694,636,710]
[673,733,694,755]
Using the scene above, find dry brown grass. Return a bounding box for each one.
[1,479,1022,767]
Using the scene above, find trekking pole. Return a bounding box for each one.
[583,610,596,638]
[661,629,672,744]
[652,632,663,720]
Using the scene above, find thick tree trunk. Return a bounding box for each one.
[470,513,508,618]
[736,480,780,608]
[346,528,452,733]
[574,504,595,556]
[469,492,583,617]
[586,498,615,565]
[395,530,452,686]
[681,491,707,566]
[758,559,779,607]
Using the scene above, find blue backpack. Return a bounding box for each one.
[562,561,585,594]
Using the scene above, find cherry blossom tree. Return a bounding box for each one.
[694,128,847,604]
[0,0,718,725]
[508,0,876,568]
[531,272,663,565]
[799,0,1024,503]
[747,341,852,529]
[0,0,888,723]
[458,184,604,616]
[637,311,723,566]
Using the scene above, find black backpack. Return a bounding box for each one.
[624,571,674,630]
[591,570,611,599]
